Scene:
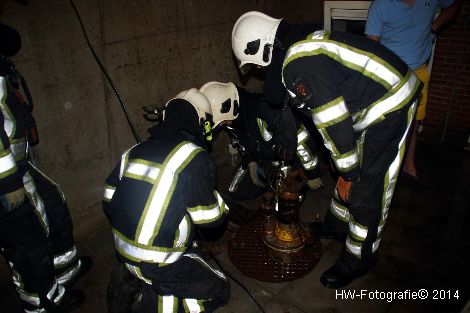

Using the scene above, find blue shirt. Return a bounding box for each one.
[365,0,454,69]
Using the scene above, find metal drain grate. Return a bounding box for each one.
[227,214,322,283]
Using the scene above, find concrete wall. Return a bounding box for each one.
[0,0,323,239]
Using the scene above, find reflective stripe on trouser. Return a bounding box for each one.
[25,163,81,285]
[0,201,65,312]
[325,101,416,269]
[135,250,230,313]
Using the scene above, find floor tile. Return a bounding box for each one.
[257,296,310,313]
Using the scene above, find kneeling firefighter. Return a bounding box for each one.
[200,81,323,201]
[103,89,230,313]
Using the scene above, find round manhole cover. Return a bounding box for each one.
[227,214,322,282]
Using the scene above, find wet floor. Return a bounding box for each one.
[1,140,469,313]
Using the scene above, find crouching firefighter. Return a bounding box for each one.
[200,81,323,201]
[103,89,231,313]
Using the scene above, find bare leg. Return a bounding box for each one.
[403,120,418,176]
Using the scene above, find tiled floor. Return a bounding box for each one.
[1,140,470,313]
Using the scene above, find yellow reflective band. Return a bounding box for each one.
[215,190,229,213]
[330,197,350,222]
[334,149,359,172]
[229,166,246,193]
[159,295,176,313]
[187,202,224,224]
[349,217,368,241]
[56,260,81,285]
[345,236,362,258]
[103,184,116,202]
[119,146,136,180]
[381,101,417,223]
[125,263,152,285]
[184,253,226,280]
[353,72,420,131]
[0,151,16,176]
[124,160,160,183]
[297,143,318,170]
[113,229,185,264]
[137,142,202,245]
[284,40,401,90]
[23,171,49,235]
[53,246,77,268]
[257,118,273,141]
[297,127,309,143]
[10,140,26,161]
[184,299,204,313]
[372,237,382,253]
[174,215,190,248]
[312,97,349,126]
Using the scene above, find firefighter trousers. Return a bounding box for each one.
[24,163,82,286]
[324,101,417,271]
[125,251,230,312]
[0,200,65,312]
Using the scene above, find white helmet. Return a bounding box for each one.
[232,11,282,74]
[200,81,239,127]
[164,88,212,125]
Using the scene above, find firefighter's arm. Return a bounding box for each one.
[186,152,229,228]
[295,123,321,179]
[102,163,121,205]
[284,56,359,181]
[0,77,23,196]
[257,100,297,161]
[102,146,134,217]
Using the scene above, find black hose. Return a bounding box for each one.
[196,228,268,313]
[69,0,141,144]
[209,252,268,313]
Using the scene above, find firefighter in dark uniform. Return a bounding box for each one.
[200,81,324,201]
[0,23,90,312]
[232,12,422,289]
[103,88,230,313]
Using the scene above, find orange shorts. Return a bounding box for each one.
[414,64,430,121]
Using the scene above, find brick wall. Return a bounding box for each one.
[425,2,470,144]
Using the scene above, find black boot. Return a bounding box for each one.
[320,261,368,289]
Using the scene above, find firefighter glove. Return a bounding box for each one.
[307,177,324,191]
[336,176,352,202]
[248,162,265,188]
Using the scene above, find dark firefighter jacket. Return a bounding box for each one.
[264,21,322,108]
[282,30,422,181]
[103,123,228,268]
[227,88,319,179]
[0,61,32,195]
